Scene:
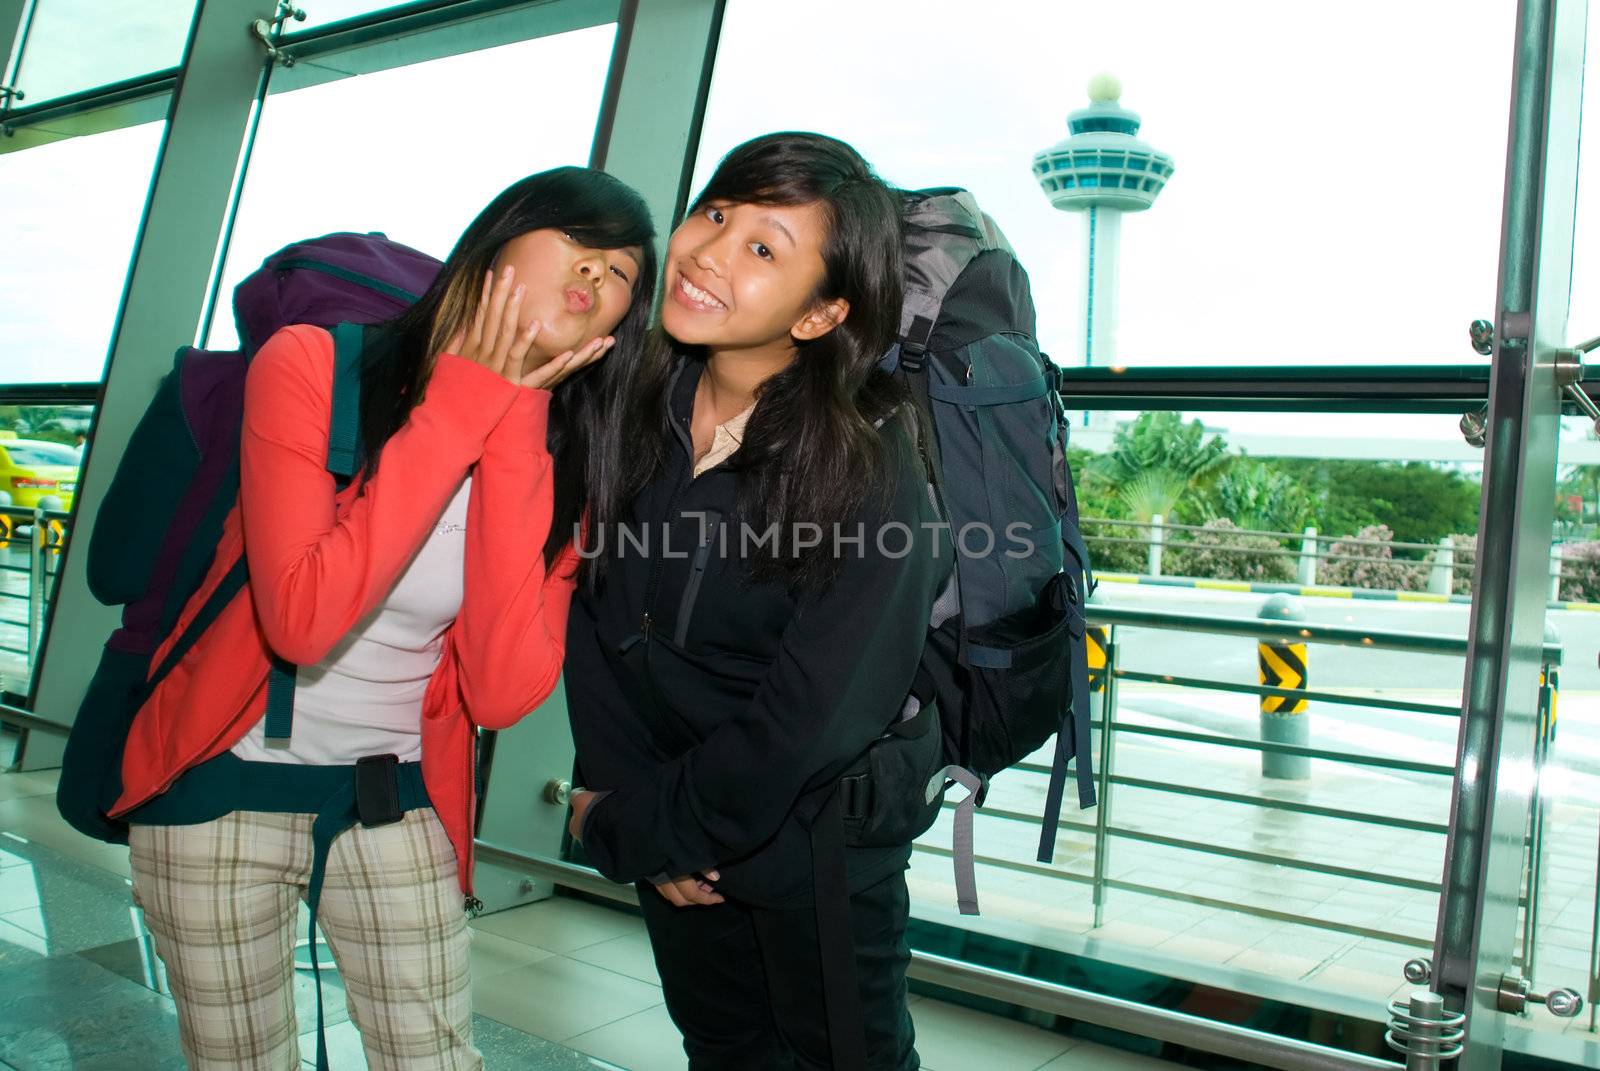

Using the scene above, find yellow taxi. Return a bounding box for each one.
[0,432,80,511]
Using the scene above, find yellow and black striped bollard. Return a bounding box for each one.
[45,519,67,556]
[1086,625,1108,693]
[1258,594,1310,779]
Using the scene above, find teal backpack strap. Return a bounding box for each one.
[265,323,366,748]
[327,322,365,481]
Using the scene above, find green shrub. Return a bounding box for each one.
[1165,518,1296,582]
[1318,525,1428,591]
[1558,542,1600,603]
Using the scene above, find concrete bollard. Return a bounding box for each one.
[1297,527,1318,585]
[1258,594,1310,779]
[1147,514,1165,577]
[1428,536,1455,595]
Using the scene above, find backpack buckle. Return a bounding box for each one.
[839,772,873,821]
[899,342,926,373]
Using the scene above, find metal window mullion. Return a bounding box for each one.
[0,0,31,101]
[23,0,273,766]
[590,0,725,255]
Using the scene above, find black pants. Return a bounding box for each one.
[636,868,919,1071]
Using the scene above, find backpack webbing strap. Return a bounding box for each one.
[1063,522,1096,602]
[925,375,1050,408]
[810,786,870,1071]
[144,556,250,696]
[925,765,984,915]
[263,658,296,746]
[327,322,365,480]
[266,323,365,748]
[1036,649,1095,864]
[302,764,429,1071]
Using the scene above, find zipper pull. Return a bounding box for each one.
[641,612,653,634]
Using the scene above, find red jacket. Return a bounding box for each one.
[111,325,579,893]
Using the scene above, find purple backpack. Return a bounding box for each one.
[58,233,441,843]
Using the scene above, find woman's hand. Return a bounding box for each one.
[568,790,723,907]
[653,872,724,908]
[446,266,544,384]
[519,334,615,391]
[568,788,598,841]
[447,265,617,391]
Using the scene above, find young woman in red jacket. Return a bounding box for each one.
[116,168,655,1071]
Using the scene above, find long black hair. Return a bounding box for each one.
[599,133,906,592]
[360,167,656,571]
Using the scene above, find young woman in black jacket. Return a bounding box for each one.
[562,132,948,1070]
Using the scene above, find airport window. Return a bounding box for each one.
[205,23,617,349]
[0,119,167,385]
[8,1,194,105]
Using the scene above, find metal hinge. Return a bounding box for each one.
[250,3,307,67]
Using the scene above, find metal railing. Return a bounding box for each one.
[0,505,69,697]
[903,602,1589,1029]
[1079,515,1600,601]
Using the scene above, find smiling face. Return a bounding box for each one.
[491,228,642,357]
[660,200,847,358]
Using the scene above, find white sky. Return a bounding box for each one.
[0,1,1595,452]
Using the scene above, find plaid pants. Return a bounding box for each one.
[130,808,480,1070]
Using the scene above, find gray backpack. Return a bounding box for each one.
[883,187,1098,915]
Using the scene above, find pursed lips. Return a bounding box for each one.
[564,284,595,313]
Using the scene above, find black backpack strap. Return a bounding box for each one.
[1036,609,1095,863]
[266,322,366,747]
[810,785,870,1071]
[145,555,251,696]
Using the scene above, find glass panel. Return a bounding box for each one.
[205,24,616,350]
[1504,11,1600,1062]
[0,402,93,703]
[12,1,194,105]
[0,119,167,384]
[694,0,1513,367]
[293,1,415,31]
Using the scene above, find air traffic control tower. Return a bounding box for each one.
[1033,75,1174,425]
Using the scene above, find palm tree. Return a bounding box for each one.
[1097,412,1228,522]
[1207,458,1312,534]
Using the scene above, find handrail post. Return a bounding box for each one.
[1090,626,1118,928]
[1298,526,1318,585]
[1429,537,1455,596]
[26,507,44,666]
[1147,514,1164,577]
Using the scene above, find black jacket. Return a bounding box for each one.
[566,358,951,907]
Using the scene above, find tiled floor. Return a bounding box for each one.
[0,762,1186,1070]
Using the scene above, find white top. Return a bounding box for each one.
[231,477,471,766]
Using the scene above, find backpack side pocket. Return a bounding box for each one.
[961,572,1079,779]
[841,700,945,849]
